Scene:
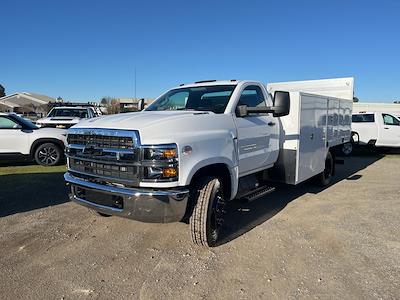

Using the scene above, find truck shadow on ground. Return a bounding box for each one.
[0,172,69,217]
[217,153,384,246]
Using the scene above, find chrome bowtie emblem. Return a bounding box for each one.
[82,144,103,156]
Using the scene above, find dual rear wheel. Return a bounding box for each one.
[317,151,334,186]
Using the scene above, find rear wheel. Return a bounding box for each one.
[189,177,226,247]
[317,151,334,186]
[34,143,62,166]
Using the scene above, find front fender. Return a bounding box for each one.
[177,132,239,200]
[184,157,239,200]
[30,138,65,157]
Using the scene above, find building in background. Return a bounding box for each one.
[100,97,154,114]
[0,92,55,118]
[118,98,154,112]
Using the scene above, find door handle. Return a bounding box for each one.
[384,127,389,129]
[268,122,276,126]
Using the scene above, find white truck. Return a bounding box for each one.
[64,78,353,247]
[351,111,400,149]
[36,106,100,129]
[353,103,400,119]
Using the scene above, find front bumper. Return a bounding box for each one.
[64,172,189,223]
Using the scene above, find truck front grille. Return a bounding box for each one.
[69,158,138,181]
[66,129,140,186]
[67,134,134,149]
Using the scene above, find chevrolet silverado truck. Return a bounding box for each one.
[36,106,99,128]
[64,78,353,247]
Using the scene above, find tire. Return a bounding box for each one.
[34,142,62,166]
[341,142,353,156]
[189,177,226,247]
[316,151,334,187]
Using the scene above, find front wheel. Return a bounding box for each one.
[34,143,62,166]
[189,177,226,247]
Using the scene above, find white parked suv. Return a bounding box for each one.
[36,106,99,129]
[0,113,67,166]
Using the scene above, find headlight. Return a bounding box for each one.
[142,144,178,181]
[144,147,177,160]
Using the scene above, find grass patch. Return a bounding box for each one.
[0,164,67,176]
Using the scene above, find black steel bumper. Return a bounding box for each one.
[64,172,189,223]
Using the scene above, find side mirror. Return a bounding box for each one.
[236,105,248,117]
[137,98,145,111]
[272,91,290,117]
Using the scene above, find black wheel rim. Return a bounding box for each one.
[38,146,59,165]
[210,183,225,243]
[342,143,352,155]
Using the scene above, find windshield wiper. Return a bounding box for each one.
[176,108,201,111]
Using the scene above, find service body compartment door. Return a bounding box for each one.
[297,95,327,183]
[327,99,340,146]
[340,100,352,143]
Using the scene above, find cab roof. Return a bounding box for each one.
[52,106,88,109]
[174,79,243,89]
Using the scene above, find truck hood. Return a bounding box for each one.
[71,111,236,145]
[37,117,82,124]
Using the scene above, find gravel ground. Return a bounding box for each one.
[0,154,399,299]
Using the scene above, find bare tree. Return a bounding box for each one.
[100,97,120,114]
[100,97,110,106]
[110,98,121,114]
[0,84,5,98]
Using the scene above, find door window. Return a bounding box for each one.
[0,117,21,129]
[382,114,400,126]
[237,85,266,116]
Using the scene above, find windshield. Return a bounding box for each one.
[145,85,237,114]
[8,114,38,130]
[48,108,88,118]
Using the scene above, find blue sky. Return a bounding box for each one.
[1,0,399,102]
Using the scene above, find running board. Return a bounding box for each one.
[240,185,276,202]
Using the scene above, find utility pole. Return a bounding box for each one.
[134,67,137,101]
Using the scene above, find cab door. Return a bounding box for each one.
[378,113,400,147]
[234,84,279,176]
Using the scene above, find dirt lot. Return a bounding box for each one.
[0,154,399,299]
